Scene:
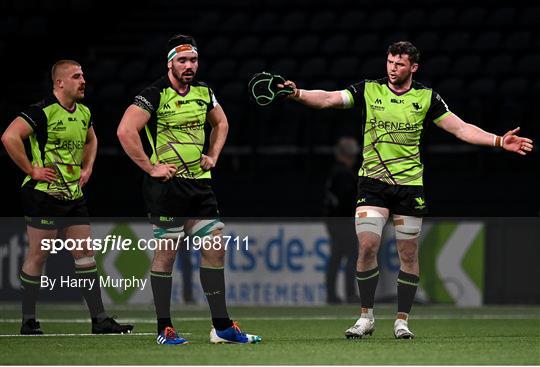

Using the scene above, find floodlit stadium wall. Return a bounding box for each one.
[0,218,538,305]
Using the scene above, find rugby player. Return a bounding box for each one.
[277,41,533,339]
[117,34,261,345]
[1,60,133,335]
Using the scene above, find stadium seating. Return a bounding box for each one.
[1,1,538,216]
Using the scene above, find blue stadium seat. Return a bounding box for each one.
[321,34,349,54]
[429,8,457,27]
[330,57,359,78]
[298,58,327,78]
[504,31,532,50]
[368,10,396,30]
[360,57,386,77]
[270,58,299,78]
[519,6,540,26]
[260,37,290,56]
[500,78,528,96]
[350,33,381,54]
[516,54,540,76]
[222,13,250,31]
[252,12,278,31]
[230,36,260,56]
[291,35,319,55]
[207,59,237,81]
[336,11,366,31]
[280,12,307,32]
[458,7,487,27]
[118,61,147,83]
[383,32,410,48]
[472,32,501,51]
[436,78,465,98]
[414,32,441,53]
[196,12,221,33]
[236,58,267,79]
[20,16,48,39]
[309,11,337,31]
[398,9,426,29]
[485,54,513,75]
[0,16,18,37]
[202,37,232,56]
[441,32,471,52]
[467,78,497,96]
[90,59,119,83]
[452,55,482,77]
[421,56,451,78]
[486,8,516,27]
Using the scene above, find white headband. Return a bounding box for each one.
[167,44,198,62]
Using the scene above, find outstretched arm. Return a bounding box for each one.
[279,80,350,109]
[437,113,534,155]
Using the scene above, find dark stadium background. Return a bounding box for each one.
[0,0,539,305]
[1,0,538,217]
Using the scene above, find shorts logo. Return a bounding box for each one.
[159,216,174,222]
[41,219,55,225]
[357,198,367,204]
[414,197,426,210]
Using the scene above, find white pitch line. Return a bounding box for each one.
[0,315,538,324]
[0,332,164,337]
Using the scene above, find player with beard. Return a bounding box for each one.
[2,60,133,335]
[117,34,261,345]
[276,41,533,339]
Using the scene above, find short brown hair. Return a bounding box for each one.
[167,34,197,51]
[387,41,420,64]
[51,60,81,82]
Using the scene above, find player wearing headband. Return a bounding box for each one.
[276,41,533,339]
[117,34,261,345]
[2,60,133,335]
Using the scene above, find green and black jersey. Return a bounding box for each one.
[133,77,218,180]
[18,95,92,200]
[343,78,451,186]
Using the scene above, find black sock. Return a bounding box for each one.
[151,271,173,334]
[356,267,380,309]
[397,270,419,314]
[20,271,40,323]
[200,266,232,330]
[74,265,106,323]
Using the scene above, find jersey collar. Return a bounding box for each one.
[384,77,414,96]
[166,75,191,97]
[50,93,78,113]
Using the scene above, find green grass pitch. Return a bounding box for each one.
[1,304,539,365]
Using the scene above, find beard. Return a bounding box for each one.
[171,68,194,85]
[388,71,412,88]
